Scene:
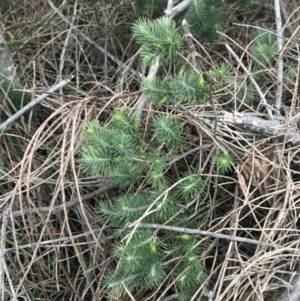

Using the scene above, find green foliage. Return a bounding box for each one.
[141,78,172,104]
[78,0,252,297]
[146,153,168,187]
[214,151,235,174]
[186,0,255,41]
[102,229,167,297]
[251,29,277,65]
[79,122,142,186]
[132,17,183,67]
[152,114,184,149]
[110,110,140,135]
[103,272,140,299]
[78,108,211,298]
[131,0,256,51]
[211,62,234,82]
[98,189,178,226]
[186,0,224,41]
[141,72,211,105]
[99,224,207,299]
[79,111,187,187]
[176,172,206,201]
[171,73,210,103]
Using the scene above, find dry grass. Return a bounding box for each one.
[0,0,300,300]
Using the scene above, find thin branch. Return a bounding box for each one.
[182,18,200,70]
[136,56,160,121]
[279,0,294,38]
[0,78,72,131]
[274,0,284,110]
[225,43,274,120]
[127,222,300,253]
[0,182,114,218]
[165,0,190,18]
[165,0,174,16]
[58,0,77,87]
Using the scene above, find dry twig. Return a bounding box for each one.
[126,222,300,252]
[274,0,284,111]
[0,78,72,131]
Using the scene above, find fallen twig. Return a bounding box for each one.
[165,0,190,18]
[127,222,300,253]
[279,0,294,38]
[182,18,200,71]
[0,78,72,131]
[274,0,284,111]
[136,57,160,121]
[220,111,300,145]
[175,102,300,145]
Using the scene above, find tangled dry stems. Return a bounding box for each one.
[0,0,300,300]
